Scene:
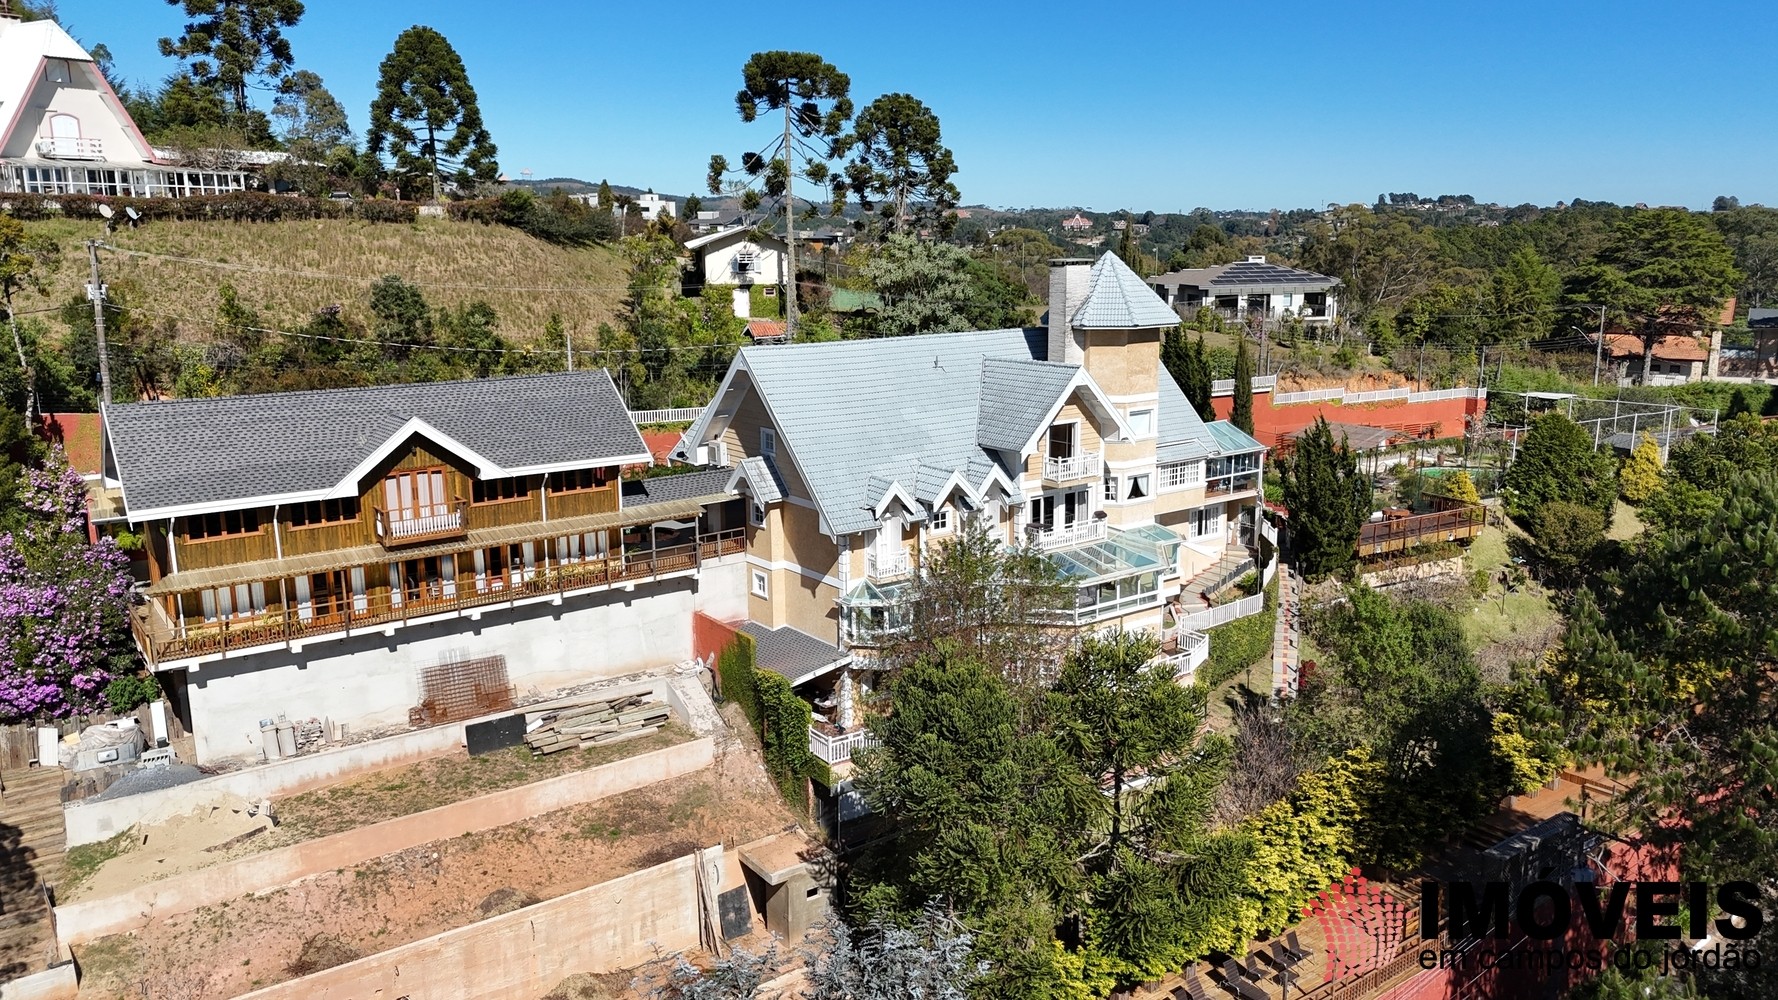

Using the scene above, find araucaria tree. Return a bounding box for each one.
[366,26,499,202]
[707,52,852,339]
[1276,417,1370,581]
[837,92,959,238]
[158,0,305,116]
[0,450,137,721]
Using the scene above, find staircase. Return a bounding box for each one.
[1270,554,1302,700]
[1182,549,1254,606]
[0,767,67,978]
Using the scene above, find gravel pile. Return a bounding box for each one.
[88,762,206,801]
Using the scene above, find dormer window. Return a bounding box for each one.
[760,427,776,457]
[929,504,951,532]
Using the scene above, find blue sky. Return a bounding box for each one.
[55,0,1778,212]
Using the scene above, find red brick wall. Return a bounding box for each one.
[693,611,740,666]
[1208,393,1487,448]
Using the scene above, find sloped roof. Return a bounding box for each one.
[0,16,146,163]
[977,358,1080,452]
[684,225,785,251]
[1072,253,1182,329]
[621,467,734,505]
[1156,368,1219,464]
[731,456,787,504]
[1150,257,1339,292]
[106,371,649,518]
[738,622,849,685]
[1206,420,1266,454]
[1597,332,1709,363]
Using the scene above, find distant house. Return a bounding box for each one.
[1061,212,1092,232]
[0,8,253,196]
[636,192,675,221]
[684,226,787,318]
[1592,332,1718,385]
[1750,308,1778,375]
[1149,256,1341,326]
[685,210,738,235]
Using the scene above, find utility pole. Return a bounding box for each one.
[782,98,798,341]
[86,240,112,406]
[565,329,574,371]
[1591,305,1607,387]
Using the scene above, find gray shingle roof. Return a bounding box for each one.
[1072,253,1182,329]
[735,328,1046,535]
[732,456,786,503]
[1156,368,1219,464]
[1151,258,1339,292]
[106,371,648,517]
[738,622,849,684]
[621,467,735,505]
[977,358,1080,452]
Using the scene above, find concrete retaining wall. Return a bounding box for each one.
[1359,554,1468,589]
[0,964,76,1000]
[184,577,696,764]
[226,850,713,1000]
[55,738,715,947]
[65,674,718,848]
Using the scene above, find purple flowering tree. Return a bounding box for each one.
[0,447,136,721]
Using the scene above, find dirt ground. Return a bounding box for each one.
[74,710,799,999]
[67,724,695,902]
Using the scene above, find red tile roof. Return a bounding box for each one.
[745,319,787,340]
[1598,333,1709,363]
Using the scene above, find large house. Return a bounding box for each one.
[0,6,250,196]
[96,371,746,763]
[1149,256,1341,327]
[684,225,789,318]
[672,253,1271,758]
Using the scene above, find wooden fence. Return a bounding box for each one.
[0,700,187,772]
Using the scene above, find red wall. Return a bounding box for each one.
[1209,392,1487,448]
[693,611,740,666]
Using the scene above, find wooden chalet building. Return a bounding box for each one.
[96,371,745,763]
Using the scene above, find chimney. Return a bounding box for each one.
[1708,329,1722,379]
[1247,255,1267,263]
[1047,259,1092,365]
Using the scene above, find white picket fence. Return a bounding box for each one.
[1176,592,1266,632]
[1268,385,1486,407]
[630,408,704,425]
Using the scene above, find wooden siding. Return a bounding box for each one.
[546,482,620,520]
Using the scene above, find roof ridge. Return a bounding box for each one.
[106,369,605,412]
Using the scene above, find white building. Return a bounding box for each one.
[637,191,675,221]
[0,7,250,196]
[684,226,788,319]
[1149,256,1342,327]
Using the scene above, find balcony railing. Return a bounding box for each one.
[133,541,708,667]
[36,136,105,160]
[865,548,912,581]
[375,501,468,546]
[1357,504,1485,557]
[1042,453,1101,484]
[808,726,878,765]
[697,527,745,561]
[1205,474,1260,498]
[1155,628,1210,683]
[1025,518,1107,549]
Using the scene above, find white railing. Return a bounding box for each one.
[1042,453,1102,483]
[1025,519,1108,549]
[379,505,465,542]
[1210,375,1279,396]
[1155,628,1210,682]
[1259,517,1278,546]
[1406,386,1487,404]
[629,407,704,424]
[1261,553,1279,588]
[809,726,878,765]
[1272,387,1349,406]
[1175,591,1266,632]
[1344,388,1412,405]
[36,136,105,160]
[865,549,912,580]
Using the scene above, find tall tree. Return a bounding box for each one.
[1296,205,1442,322]
[157,0,305,116]
[269,69,351,194]
[1230,336,1254,435]
[1501,412,1615,521]
[1275,418,1370,581]
[707,52,852,339]
[837,92,959,237]
[1160,329,1214,421]
[0,215,61,423]
[365,26,499,202]
[1572,209,1740,384]
[1489,245,1561,343]
[859,236,1026,337]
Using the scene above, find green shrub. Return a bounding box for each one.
[103,673,159,715]
[714,632,760,728]
[1200,579,1277,688]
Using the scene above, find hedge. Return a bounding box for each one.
[0,191,418,224]
[1199,578,1278,689]
[711,631,826,803]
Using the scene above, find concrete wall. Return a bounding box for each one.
[1209,392,1485,446]
[64,675,717,847]
[223,851,711,1000]
[184,578,694,764]
[0,963,77,1000]
[55,738,715,948]
[693,554,749,624]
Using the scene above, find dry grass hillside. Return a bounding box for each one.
[16,216,629,344]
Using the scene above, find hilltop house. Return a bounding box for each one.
[1591,331,1720,385]
[97,371,746,763]
[684,226,788,318]
[0,6,252,196]
[1149,256,1341,326]
[672,254,1271,764]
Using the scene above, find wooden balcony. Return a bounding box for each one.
[375,500,468,547]
[1358,504,1484,558]
[133,540,711,667]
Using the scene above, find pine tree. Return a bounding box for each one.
[1162,329,1215,422]
[1231,336,1255,435]
[1503,413,1615,521]
[596,179,613,211]
[365,26,499,201]
[1617,431,1663,504]
[1276,418,1370,580]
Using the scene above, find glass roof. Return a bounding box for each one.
[839,579,910,606]
[1048,529,1166,585]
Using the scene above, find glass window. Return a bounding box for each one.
[750,501,766,526]
[1128,409,1155,437]
[751,570,769,597]
[187,509,261,540]
[929,505,950,532]
[1161,462,1204,490]
[473,476,531,504]
[288,498,359,528]
[549,468,608,493]
[1103,472,1119,502]
[760,428,776,457]
[1126,474,1151,500]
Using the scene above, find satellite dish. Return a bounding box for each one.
[125,207,141,221]
[97,204,114,219]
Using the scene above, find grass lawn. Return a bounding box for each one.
[1607,500,1645,541]
[1462,523,1560,652]
[1205,666,1271,733]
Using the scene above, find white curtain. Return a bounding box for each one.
[294,576,313,622]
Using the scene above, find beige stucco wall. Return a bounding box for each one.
[1081,329,1162,399]
[719,382,812,500]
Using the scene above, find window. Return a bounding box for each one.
[929,505,951,532]
[199,582,266,622]
[751,570,770,598]
[45,63,71,85]
[549,468,608,493]
[1047,423,1076,459]
[1102,472,1119,502]
[1161,461,1204,490]
[760,428,776,457]
[186,509,261,540]
[1127,408,1155,437]
[386,469,450,520]
[750,500,766,527]
[288,498,359,528]
[472,475,531,504]
[1190,507,1220,538]
[1125,474,1151,500]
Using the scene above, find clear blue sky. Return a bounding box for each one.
[53,0,1778,212]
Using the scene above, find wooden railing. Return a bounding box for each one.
[375,500,468,546]
[142,542,706,666]
[697,528,745,560]
[1358,504,1484,557]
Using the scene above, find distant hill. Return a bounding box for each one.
[17,216,629,347]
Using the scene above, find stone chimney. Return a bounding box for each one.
[1047,259,1092,365]
[1708,329,1723,379]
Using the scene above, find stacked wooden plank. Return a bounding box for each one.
[523,692,671,755]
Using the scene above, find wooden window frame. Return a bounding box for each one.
[548,468,609,494]
[471,474,533,506]
[184,508,263,543]
[287,497,361,530]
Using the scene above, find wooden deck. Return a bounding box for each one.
[1358,505,1484,558]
